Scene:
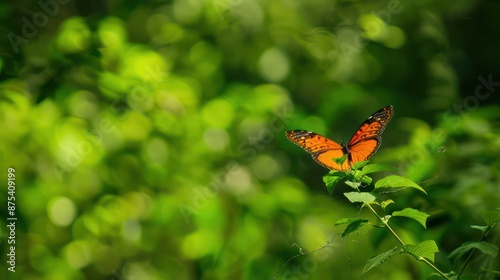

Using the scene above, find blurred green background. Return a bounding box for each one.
[1,0,500,279]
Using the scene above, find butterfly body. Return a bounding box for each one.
[286,105,394,171]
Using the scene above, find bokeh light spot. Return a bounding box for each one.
[48,196,77,227]
[258,48,290,82]
[63,241,92,269]
[203,128,229,151]
[143,137,169,164]
[121,111,152,142]
[201,98,234,128]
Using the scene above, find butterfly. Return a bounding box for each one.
[286,105,394,171]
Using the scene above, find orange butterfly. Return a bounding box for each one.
[286,105,394,171]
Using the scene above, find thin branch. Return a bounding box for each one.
[271,235,340,280]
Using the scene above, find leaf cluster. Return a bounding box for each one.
[322,159,499,279]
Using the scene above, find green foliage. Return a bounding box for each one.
[380,199,394,210]
[374,175,427,194]
[363,247,402,275]
[1,0,500,279]
[449,242,498,263]
[344,192,377,204]
[335,218,370,237]
[404,240,439,262]
[321,161,500,279]
[392,208,430,229]
[323,171,344,196]
[359,163,398,175]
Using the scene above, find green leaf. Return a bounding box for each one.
[428,272,458,280]
[352,160,370,170]
[351,170,373,185]
[448,241,498,263]
[374,175,427,194]
[335,218,369,237]
[471,225,488,233]
[333,154,348,165]
[380,199,394,210]
[335,217,368,225]
[482,210,500,226]
[323,174,343,196]
[381,215,392,223]
[404,240,439,262]
[360,175,372,185]
[473,211,498,236]
[327,170,345,176]
[360,164,398,175]
[362,247,402,275]
[345,180,361,189]
[344,192,377,204]
[392,208,430,229]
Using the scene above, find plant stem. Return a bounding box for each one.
[364,203,450,280]
[457,228,488,279]
[365,203,405,246]
[419,257,450,280]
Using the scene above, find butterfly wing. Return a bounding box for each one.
[286,130,349,171]
[347,105,394,164]
[286,105,394,171]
